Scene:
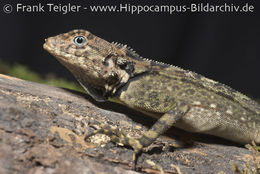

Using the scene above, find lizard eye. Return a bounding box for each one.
[73,36,87,46]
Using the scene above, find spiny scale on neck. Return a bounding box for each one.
[112,41,173,68]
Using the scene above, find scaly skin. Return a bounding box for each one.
[43,29,260,169]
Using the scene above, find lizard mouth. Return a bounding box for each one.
[43,37,72,62]
[43,37,57,56]
[43,40,50,51]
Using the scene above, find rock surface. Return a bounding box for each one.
[0,74,259,174]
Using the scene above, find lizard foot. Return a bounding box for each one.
[84,123,143,170]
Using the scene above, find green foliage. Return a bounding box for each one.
[0,59,84,93]
[9,64,43,82]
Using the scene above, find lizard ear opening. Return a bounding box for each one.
[116,57,135,75]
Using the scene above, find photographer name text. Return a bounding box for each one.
[17,3,81,14]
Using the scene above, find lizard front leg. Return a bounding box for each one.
[84,105,189,170]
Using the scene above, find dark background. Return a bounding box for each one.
[0,0,259,98]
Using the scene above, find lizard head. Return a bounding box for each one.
[43,29,135,101]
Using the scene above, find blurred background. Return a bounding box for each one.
[0,0,259,99]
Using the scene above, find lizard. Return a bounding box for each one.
[43,29,260,170]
